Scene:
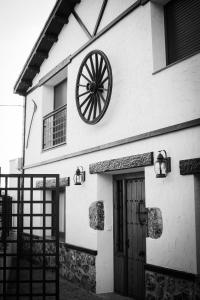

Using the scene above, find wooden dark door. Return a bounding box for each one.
[113,173,146,300]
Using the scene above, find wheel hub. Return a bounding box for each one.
[87,82,97,93]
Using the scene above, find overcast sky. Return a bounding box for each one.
[0,0,56,173]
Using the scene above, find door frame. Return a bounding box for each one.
[113,172,146,298]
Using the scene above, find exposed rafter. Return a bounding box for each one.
[54,14,68,24]
[36,50,49,59]
[72,10,92,39]
[21,79,32,87]
[93,0,108,36]
[45,33,58,43]
[28,65,40,73]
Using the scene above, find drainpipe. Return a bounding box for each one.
[18,95,27,258]
[22,95,27,175]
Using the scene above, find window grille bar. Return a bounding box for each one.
[43,105,66,150]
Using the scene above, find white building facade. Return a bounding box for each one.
[14,0,200,299]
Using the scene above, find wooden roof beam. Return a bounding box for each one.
[17,89,26,96]
[54,14,68,24]
[45,33,58,43]
[21,79,32,87]
[28,65,40,73]
[36,50,49,59]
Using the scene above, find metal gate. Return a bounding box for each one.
[0,174,60,300]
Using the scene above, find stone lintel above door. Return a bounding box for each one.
[180,158,200,175]
[89,152,154,174]
[36,177,70,188]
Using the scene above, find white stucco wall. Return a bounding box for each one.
[75,0,103,34]
[96,174,114,293]
[25,2,200,167]
[98,0,137,32]
[21,0,200,293]
[145,162,197,273]
[24,126,200,282]
[194,176,200,274]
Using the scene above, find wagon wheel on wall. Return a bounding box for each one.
[75,50,113,124]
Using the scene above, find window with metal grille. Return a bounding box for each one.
[165,0,200,65]
[43,80,67,150]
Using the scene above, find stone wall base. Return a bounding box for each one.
[22,234,96,292]
[145,267,200,300]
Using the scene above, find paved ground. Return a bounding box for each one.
[6,259,134,300]
[60,277,134,300]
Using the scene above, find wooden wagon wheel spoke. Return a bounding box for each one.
[78,90,90,98]
[76,50,112,124]
[98,87,108,92]
[82,97,93,116]
[97,93,102,114]
[97,56,103,82]
[85,63,94,81]
[87,95,95,121]
[98,64,107,85]
[89,56,96,80]
[78,84,87,87]
[93,95,98,120]
[97,91,106,103]
[95,53,99,81]
[100,76,109,86]
[79,94,91,108]
[81,73,91,83]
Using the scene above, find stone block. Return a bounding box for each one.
[36,177,70,188]
[147,207,163,239]
[89,152,153,174]
[89,201,104,230]
[180,158,200,175]
[145,270,196,300]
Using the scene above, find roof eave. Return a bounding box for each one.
[14,0,81,96]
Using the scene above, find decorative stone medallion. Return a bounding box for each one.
[147,208,163,239]
[89,201,104,230]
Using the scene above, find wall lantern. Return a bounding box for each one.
[154,150,171,178]
[73,166,86,185]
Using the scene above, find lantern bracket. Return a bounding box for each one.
[166,157,171,173]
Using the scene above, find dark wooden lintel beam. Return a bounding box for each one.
[45,33,58,43]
